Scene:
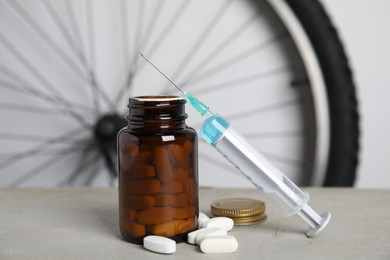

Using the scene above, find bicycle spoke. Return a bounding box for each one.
[114,1,140,104]
[40,0,79,60]
[190,64,291,95]
[114,0,166,104]
[173,10,262,93]
[0,101,62,116]
[179,30,289,87]
[0,126,87,169]
[191,96,309,128]
[117,0,191,98]
[108,170,117,187]
[158,0,233,93]
[63,0,86,62]
[0,34,70,106]
[262,152,306,168]
[42,0,98,114]
[86,0,95,70]
[83,153,104,186]
[86,0,98,111]
[58,141,96,186]
[291,77,310,88]
[0,34,91,128]
[242,130,308,139]
[120,0,130,75]
[0,79,93,124]
[7,0,115,112]
[112,0,146,108]
[139,0,191,69]
[129,0,145,69]
[140,0,165,56]
[200,150,302,184]
[201,151,302,182]
[64,0,105,115]
[42,0,111,114]
[226,96,308,122]
[0,141,91,158]
[5,0,83,82]
[0,77,91,113]
[8,144,86,187]
[97,144,117,179]
[200,146,304,176]
[0,132,85,143]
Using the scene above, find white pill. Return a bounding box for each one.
[200,217,234,231]
[198,212,210,226]
[143,236,176,254]
[200,235,238,254]
[187,228,207,244]
[195,227,227,245]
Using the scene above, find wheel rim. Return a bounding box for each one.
[267,0,330,185]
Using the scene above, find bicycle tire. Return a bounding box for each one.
[285,0,359,186]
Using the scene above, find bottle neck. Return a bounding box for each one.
[127,96,188,131]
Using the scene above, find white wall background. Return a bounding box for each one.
[321,0,390,188]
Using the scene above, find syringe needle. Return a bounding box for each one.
[140,51,212,116]
[139,51,185,94]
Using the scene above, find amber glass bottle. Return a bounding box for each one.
[118,96,198,244]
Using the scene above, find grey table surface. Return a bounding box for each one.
[0,188,389,259]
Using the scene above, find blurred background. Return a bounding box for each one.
[0,0,388,188]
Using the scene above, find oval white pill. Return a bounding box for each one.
[200,235,238,254]
[200,217,234,231]
[195,227,227,245]
[143,236,176,254]
[198,212,210,226]
[187,228,207,244]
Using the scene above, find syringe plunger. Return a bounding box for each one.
[299,204,331,237]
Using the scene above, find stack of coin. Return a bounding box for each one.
[211,198,266,225]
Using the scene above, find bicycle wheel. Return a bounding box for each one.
[0,0,358,187]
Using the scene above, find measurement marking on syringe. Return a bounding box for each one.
[214,146,264,191]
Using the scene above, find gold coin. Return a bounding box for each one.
[211,198,266,225]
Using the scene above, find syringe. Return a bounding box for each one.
[140,53,331,237]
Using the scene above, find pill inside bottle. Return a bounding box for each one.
[118,96,199,244]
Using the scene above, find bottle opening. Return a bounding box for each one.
[127,95,188,129]
[133,95,184,102]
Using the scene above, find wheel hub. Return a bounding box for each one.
[94,114,128,149]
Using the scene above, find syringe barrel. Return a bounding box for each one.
[200,114,309,217]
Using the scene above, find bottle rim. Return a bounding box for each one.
[131,95,184,102]
[127,95,188,126]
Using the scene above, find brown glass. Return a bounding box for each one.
[118,96,199,244]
